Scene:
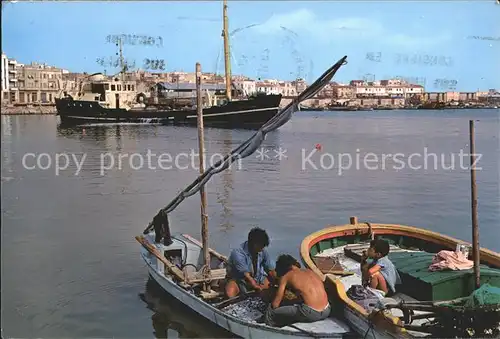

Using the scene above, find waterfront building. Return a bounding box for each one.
[278,81,298,97]
[333,86,356,99]
[478,89,500,105]
[444,92,460,102]
[256,81,281,95]
[458,92,477,102]
[315,82,336,98]
[16,62,69,105]
[233,79,257,96]
[350,80,366,87]
[1,54,70,105]
[292,78,308,94]
[355,85,388,97]
[1,53,20,105]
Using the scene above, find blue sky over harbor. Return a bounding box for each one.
[2,1,499,92]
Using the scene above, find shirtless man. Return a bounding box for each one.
[264,254,331,327]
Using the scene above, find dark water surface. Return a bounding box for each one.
[2,109,499,338]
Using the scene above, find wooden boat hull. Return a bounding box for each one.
[138,233,352,338]
[300,219,500,339]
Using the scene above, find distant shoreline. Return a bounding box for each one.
[1,105,57,115]
[1,105,497,116]
[296,105,499,112]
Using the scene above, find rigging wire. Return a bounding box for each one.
[143,55,348,235]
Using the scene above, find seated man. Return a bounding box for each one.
[224,227,277,297]
[264,254,331,327]
[361,239,401,296]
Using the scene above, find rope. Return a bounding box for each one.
[143,55,348,234]
[363,308,385,339]
[363,322,374,339]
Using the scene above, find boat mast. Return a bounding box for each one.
[117,37,125,81]
[222,0,232,101]
[196,62,211,292]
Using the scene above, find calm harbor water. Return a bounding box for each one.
[2,109,499,338]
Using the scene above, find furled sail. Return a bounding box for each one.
[144,56,348,239]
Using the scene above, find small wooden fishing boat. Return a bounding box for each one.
[139,274,233,338]
[300,217,500,338]
[136,232,352,338]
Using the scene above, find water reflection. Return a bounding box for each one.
[2,115,13,137]
[215,129,235,230]
[57,124,122,144]
[1,116,14,177]
[139,278,233,338]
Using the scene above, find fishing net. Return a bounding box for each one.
[410,284,500,338]
[424,306,500,338]
[463,283,500,308]
[144,56,348,236]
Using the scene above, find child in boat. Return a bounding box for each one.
[224,227,277,297]
[361,239,401,296]
[263,254,331,327]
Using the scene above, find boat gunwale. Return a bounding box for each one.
[299,222,500,337]
[140,233,348,338]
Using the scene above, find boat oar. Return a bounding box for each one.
[323,269,355,276]
[385,302,460,314]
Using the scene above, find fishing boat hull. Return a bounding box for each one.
[137,232,352,339]
[300,218,500,339]
[55,94,282,129]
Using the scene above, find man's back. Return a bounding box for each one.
[264,255,331,327]
[285,269,329,311]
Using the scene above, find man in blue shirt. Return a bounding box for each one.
[224,227,277,297]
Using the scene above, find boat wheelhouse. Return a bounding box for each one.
[62,73,144,110]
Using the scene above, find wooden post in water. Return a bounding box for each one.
[469,120,480,289]
[196,62,211,291]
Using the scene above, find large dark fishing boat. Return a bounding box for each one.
[56,1,282,129]
[55,88,282,128]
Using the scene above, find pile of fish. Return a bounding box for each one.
[221,297,268,322]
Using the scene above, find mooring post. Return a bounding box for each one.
[469,120,480,289]
[196,62,211,291]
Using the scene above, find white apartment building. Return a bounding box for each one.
[355,86,387,97]
[278,81,297,96]
[256,81,281,95]
[2,53,20,104]
[233,80,256,96]
[404,85,424,97]
[1,53,9,92]
[385,86,406,97]
[386,85,424,98]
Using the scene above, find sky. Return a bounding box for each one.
[1,0,499,92]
